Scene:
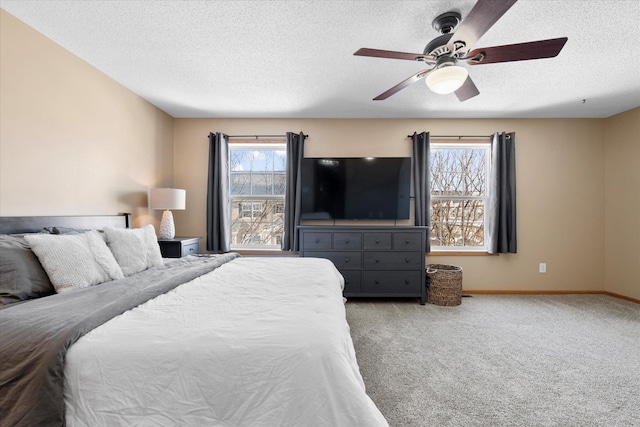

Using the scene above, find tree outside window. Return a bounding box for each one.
[229,144,286,249]
[430,143,490,250]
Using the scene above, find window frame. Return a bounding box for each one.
[228,143,287,251]
[430,142,491,252]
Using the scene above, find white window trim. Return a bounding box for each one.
[430,142,491,252]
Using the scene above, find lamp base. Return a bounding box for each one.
[158,210,175,239]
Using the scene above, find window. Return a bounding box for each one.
[272,203,284,214]
[430,143,490,251]
[229,144,286,249]
[239,201,264,218]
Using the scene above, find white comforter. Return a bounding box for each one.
[64,257,388,426]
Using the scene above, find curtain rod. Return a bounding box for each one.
[229,134,286,139]
[207,133,309,139]
[407,134,493,139]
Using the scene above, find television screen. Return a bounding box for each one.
[300,157,411,220]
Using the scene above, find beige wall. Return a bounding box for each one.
[174,117,607,292]
[0,9,174,228]
[3,9,635,297]
[604,107,640,300]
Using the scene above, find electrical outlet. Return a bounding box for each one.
[539,263,547,273]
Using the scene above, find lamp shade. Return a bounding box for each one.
[150,188,186,210]
[425,65,469,94]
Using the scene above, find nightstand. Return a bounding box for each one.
[157,237,201,258]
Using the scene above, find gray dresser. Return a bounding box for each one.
[298,226,427,304]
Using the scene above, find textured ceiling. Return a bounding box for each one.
[1,0,639,119]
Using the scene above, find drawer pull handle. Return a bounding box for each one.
[375,239,380,243]
[345,279,350,284]
[345,258,350,263]
[405,239,410,244]
[345,239,350,243]
[375,258,380,263]
[405,258,410,263]
[315,238,320,243]
[405,279,410,284]
[375,280,380,285]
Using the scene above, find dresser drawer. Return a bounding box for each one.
[363,232,392,250]
[302,232,332,250]
[306,251,362,270]
[333,232,362,250]
[363,251,423,270]
[362,271,423,294]
[182,242,200,256]
[341,270,362,294]
[393,232,423,250]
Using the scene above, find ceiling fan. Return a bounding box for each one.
[354,0,568,101]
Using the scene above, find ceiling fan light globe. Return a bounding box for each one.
[425,66,468,94]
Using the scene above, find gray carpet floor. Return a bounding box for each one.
[345,295,640,427]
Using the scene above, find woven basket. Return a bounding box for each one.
[426,264,463,306]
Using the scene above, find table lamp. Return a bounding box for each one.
[150,188,186,239]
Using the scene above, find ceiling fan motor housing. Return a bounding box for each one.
[423,11,461,57]
[423,34,453,57]
[432,11,461,34]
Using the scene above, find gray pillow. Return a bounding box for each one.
[51,226,89,235]
[25,231,124,294]
[0,235,55,306]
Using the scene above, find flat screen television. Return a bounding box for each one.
[300,157,411,220]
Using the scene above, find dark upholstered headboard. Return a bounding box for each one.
[0,213,132,235]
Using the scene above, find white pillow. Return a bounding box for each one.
[103,225,163,276]
[24,231,124,294]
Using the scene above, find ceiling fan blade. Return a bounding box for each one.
[354,48,434,62]
[373,69,433,100]
[466,37,568,65]
[455,76,480,102]
[447,0,518,54]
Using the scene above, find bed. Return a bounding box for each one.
[0,214,388,427]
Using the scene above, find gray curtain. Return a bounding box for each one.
[412,132,431,252]
[282,132,306,251]
[487,132,517,254]
[206,132,231,253]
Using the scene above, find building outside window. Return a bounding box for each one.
[430,142,491,251]
[229,144,286,249]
